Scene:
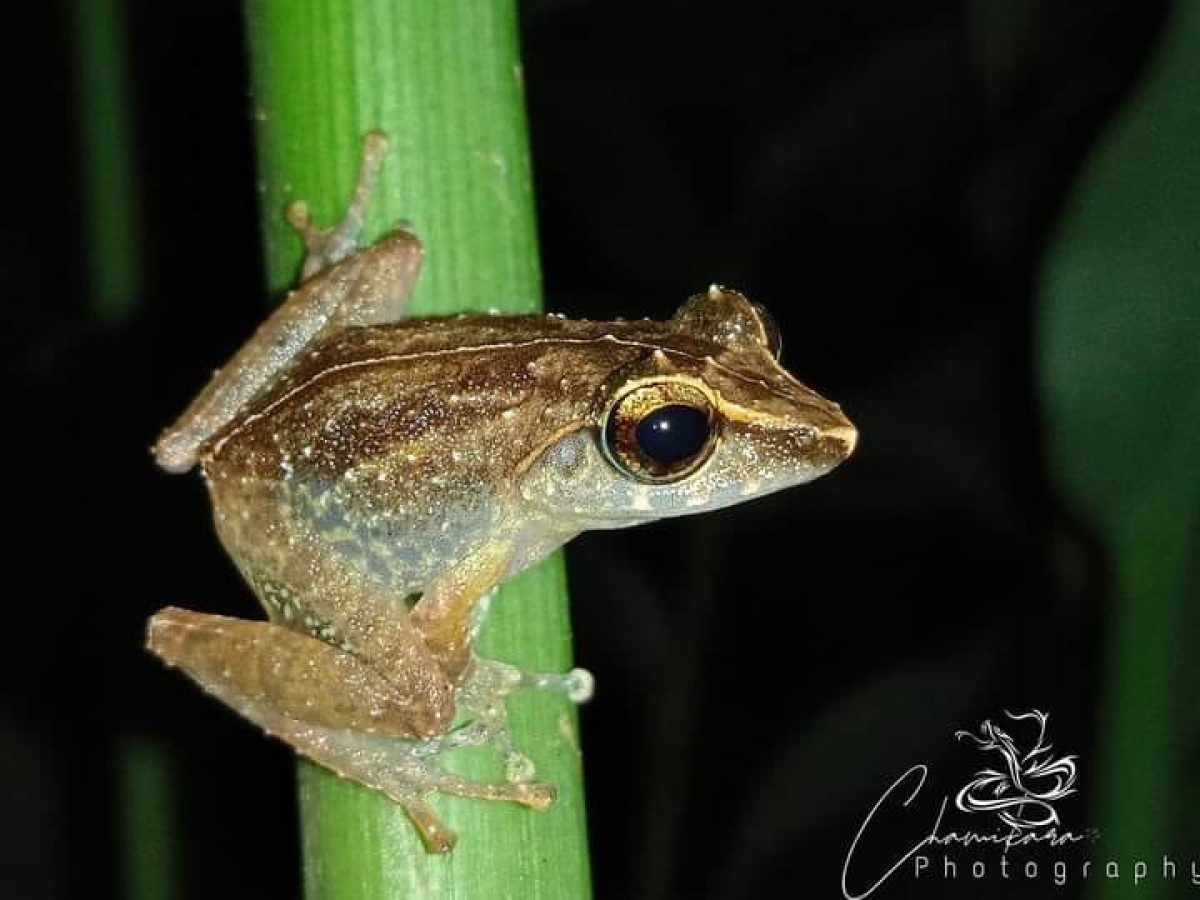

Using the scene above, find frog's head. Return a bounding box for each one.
[518,287,857,527]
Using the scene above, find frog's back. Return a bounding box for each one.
[199,312,701,472]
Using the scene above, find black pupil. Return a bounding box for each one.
[635,405,710,466]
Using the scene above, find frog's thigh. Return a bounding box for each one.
[147,606,454,739]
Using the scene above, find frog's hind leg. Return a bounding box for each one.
[146,606,556,853]
[153,131,423,474]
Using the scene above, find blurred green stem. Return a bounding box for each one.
[74,0,140,320]
[76,0,178,897]
[116,736,179,900]
[242,1,591,897]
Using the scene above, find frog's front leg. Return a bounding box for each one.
[146,607,555,852]
[287,130,392,280]
[153,132,423,474]
[411,542,595,779]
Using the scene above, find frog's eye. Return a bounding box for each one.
[750,301,783,359]
[602,381,717,482]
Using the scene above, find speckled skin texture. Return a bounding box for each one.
[146,138,856,852]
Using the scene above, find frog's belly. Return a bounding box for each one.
[208,468,506,627]
[283,477,500,595]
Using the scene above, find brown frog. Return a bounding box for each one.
[148,134,856,852]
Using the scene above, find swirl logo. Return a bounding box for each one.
[953,709,1078,831]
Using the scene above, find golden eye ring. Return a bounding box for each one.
[601,381,718,483]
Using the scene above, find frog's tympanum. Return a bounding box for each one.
[148,134,856,852]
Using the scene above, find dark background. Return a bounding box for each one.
[2,1,1182,898]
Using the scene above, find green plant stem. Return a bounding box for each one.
[1039,3,1200,895]
[242,1,590,897]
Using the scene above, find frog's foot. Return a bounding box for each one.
[466,656,595,706]
[465,594,595,702]
[287,131,394,280]
[453,655,594,783]
[399,790,537,854]
[317,726,556,853]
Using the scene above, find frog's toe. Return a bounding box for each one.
[411,766,557,811]
[504,751,536,783]
[517,665,596,703]
[401,797,458,853]
[563,667,595,703]
[513,781,556,810]
[284,200,320,248]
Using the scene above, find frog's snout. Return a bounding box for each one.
[822,420,858,462]
[801,401,857,471]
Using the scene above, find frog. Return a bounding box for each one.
[147,133,857,852]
